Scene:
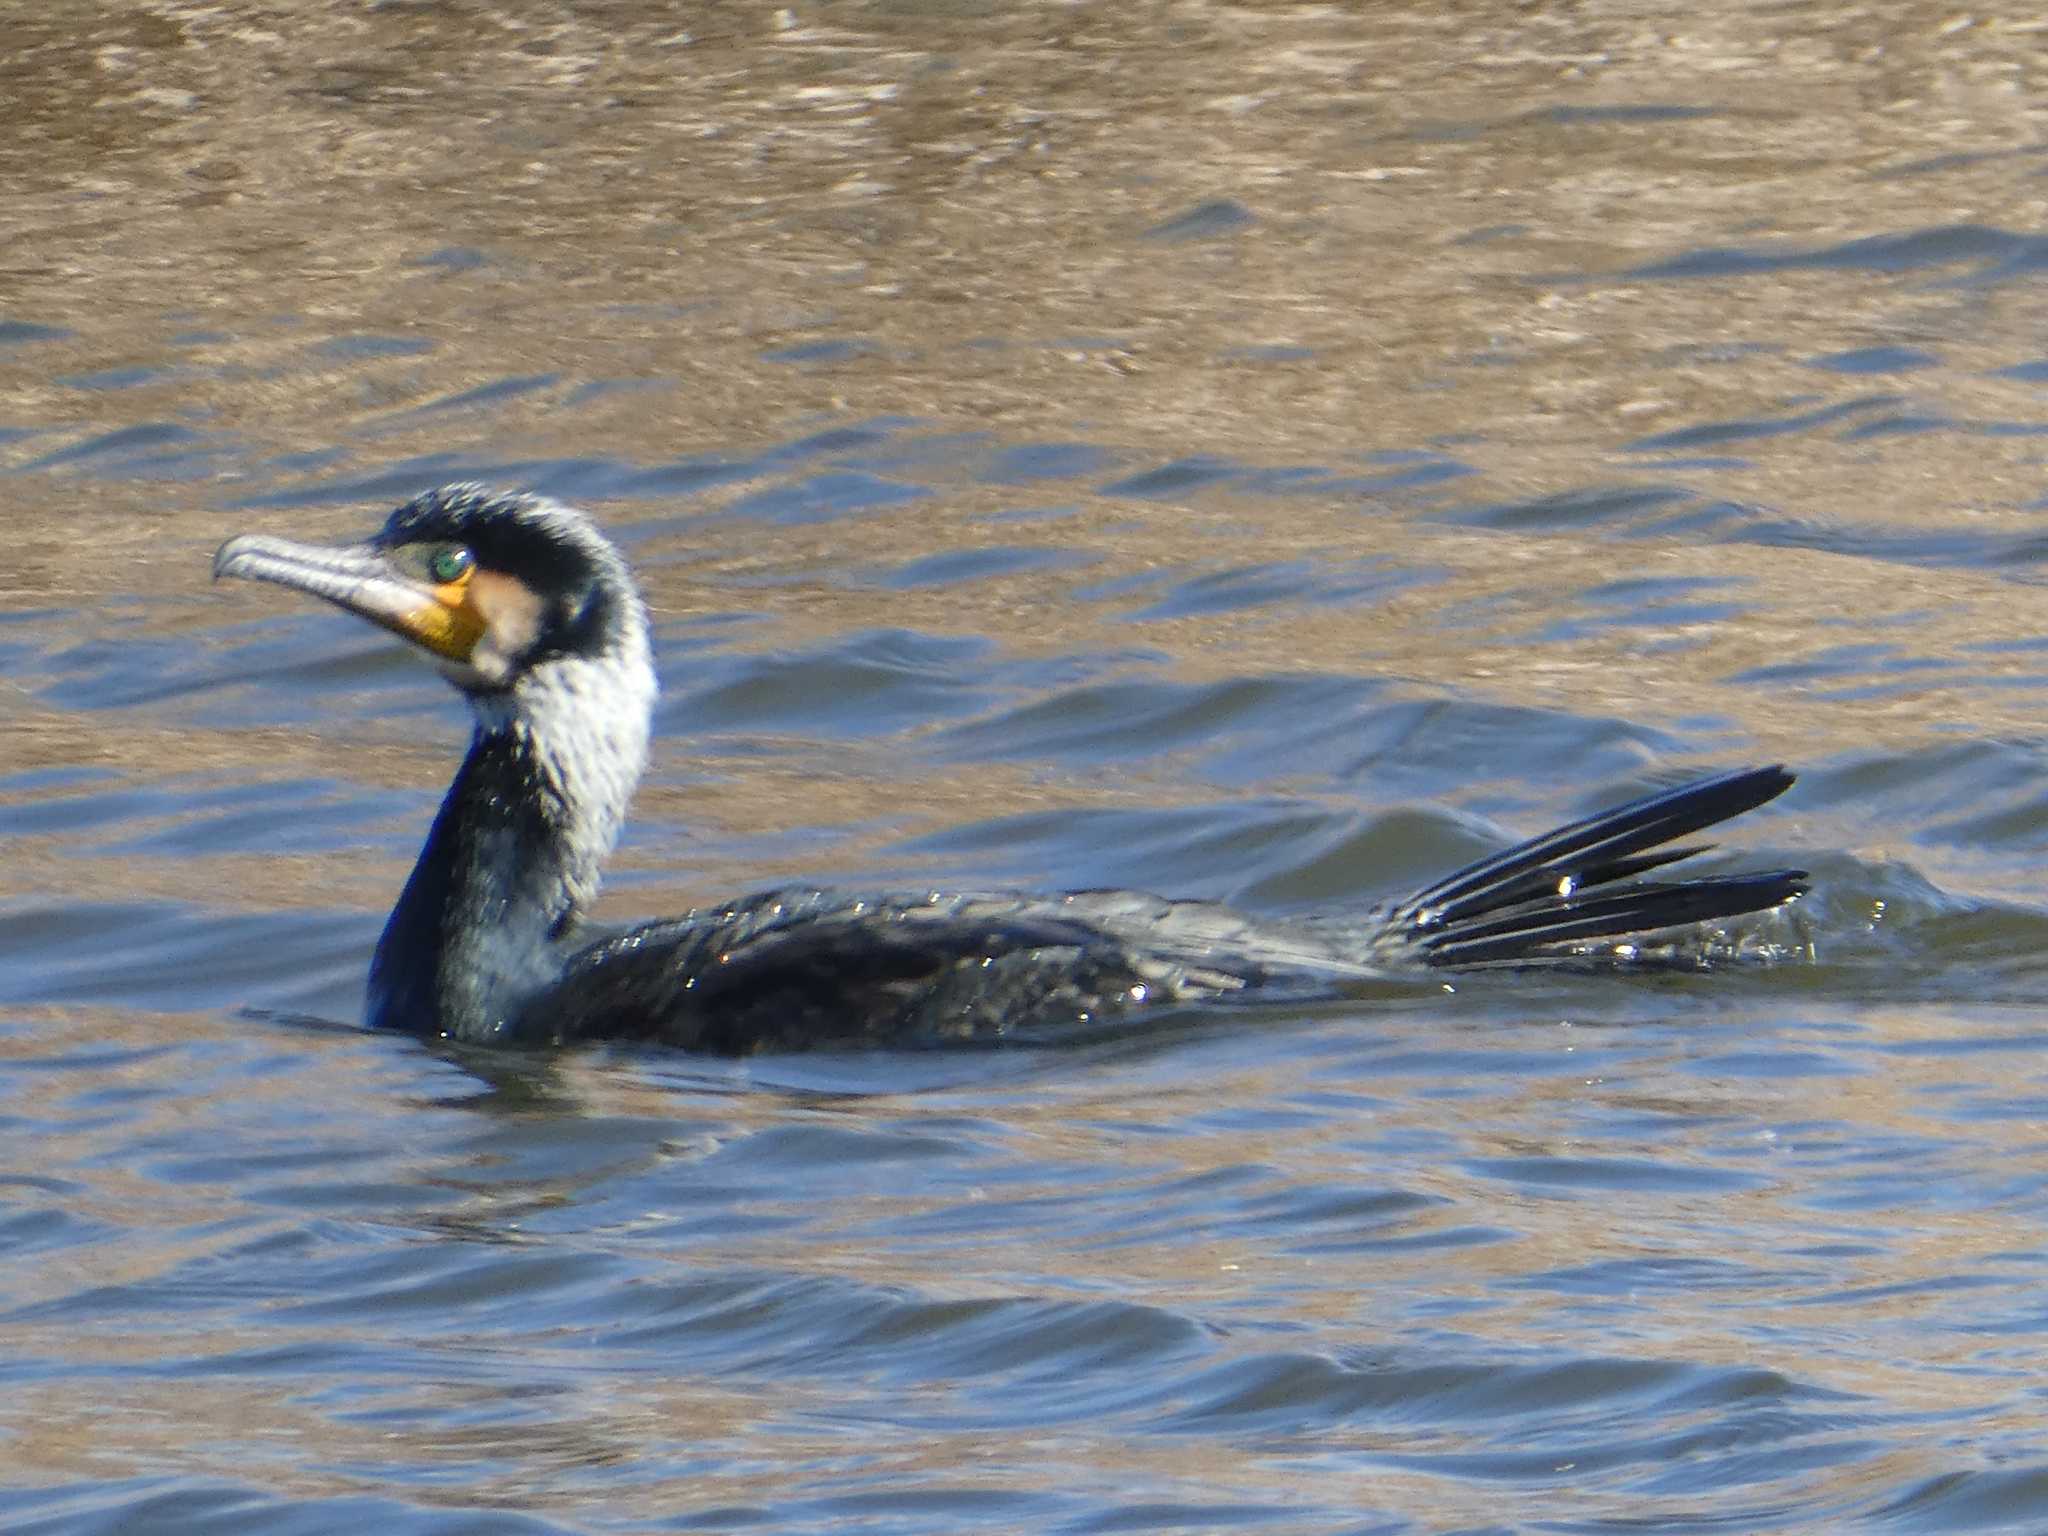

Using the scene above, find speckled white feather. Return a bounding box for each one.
[469,532,655,914]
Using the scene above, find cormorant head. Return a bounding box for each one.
[213,484,651,699]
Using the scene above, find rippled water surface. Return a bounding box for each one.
[12,3,2048,1532]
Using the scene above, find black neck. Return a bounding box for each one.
[367,726,589,1041]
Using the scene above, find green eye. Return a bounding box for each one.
[426,545,474,585]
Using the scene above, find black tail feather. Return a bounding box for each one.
[1571,842,1710,890]
[1419,870,1809,967]
[1393,766,1805,969]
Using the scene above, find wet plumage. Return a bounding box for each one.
[214,485,1807,1052]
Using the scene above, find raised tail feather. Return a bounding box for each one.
[1389,765,1807,969]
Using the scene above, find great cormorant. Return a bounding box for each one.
[213,484,1807,1052]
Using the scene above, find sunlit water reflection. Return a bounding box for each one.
[10,3,2048,1533]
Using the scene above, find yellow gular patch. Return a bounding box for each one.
[395,566,486,662]
[431,568,474,608]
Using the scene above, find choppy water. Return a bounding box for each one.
[11,3,2048,1533]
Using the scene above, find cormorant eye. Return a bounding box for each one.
[427,545,474,585]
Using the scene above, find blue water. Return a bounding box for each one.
[10,3,2048,1532]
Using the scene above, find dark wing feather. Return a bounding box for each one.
[529,892,1150,1052]
[516,769,1806,1049]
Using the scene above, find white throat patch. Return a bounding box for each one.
[469,595,656,910]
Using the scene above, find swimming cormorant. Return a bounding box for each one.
[214,484,1807,1051]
